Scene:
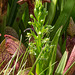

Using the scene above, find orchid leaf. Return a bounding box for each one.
[54,51,67,75]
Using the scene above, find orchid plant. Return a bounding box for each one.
[0,0,75,75]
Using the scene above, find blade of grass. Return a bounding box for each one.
[17,60,27,75]
[19,47,29,70]
[47,27,62,75]
[54,51,68,75]
[12,52,19,75]
[0,60,5,67]
[39,61,57,75]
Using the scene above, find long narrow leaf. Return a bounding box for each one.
[50,0,75,40]
[12,3,27,33]
[7,0,18,26]
[48,27,62,75]
[54,51,67,75]
[45,0,58,25]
